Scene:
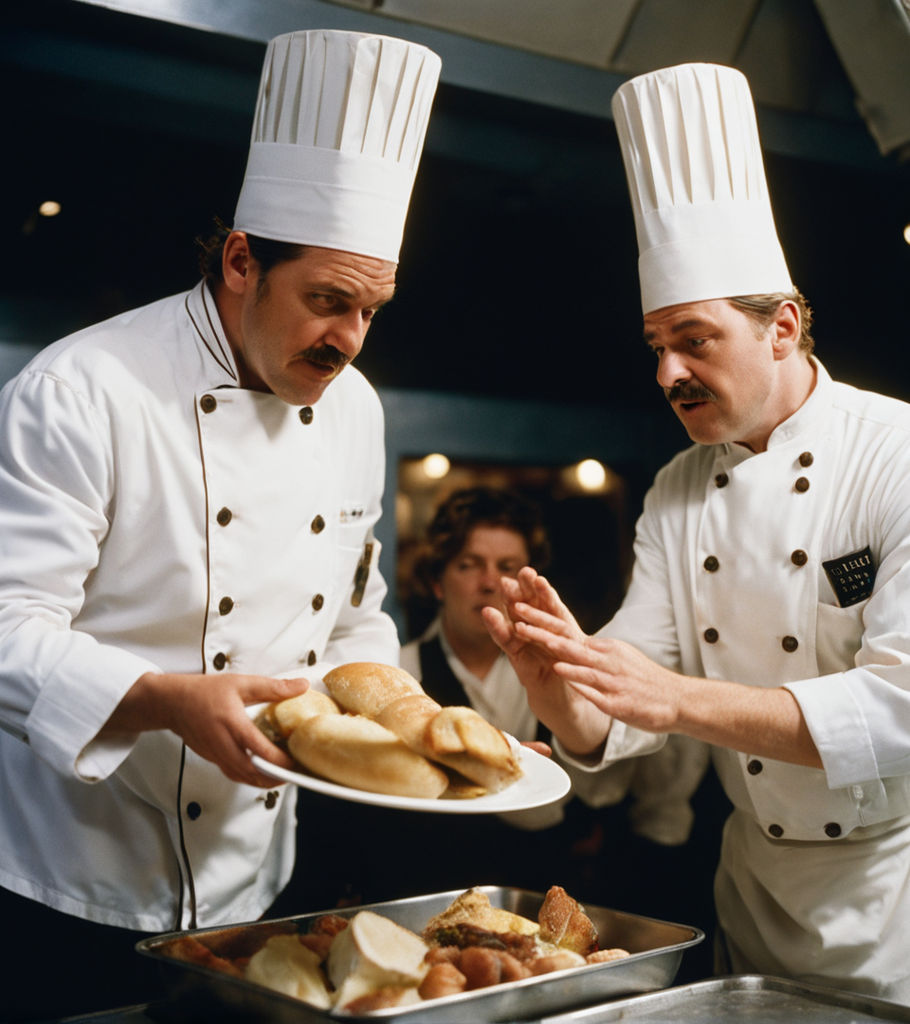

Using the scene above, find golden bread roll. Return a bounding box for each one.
[254,689,341,746]
[287,714,449,799]
[323,662,425,718]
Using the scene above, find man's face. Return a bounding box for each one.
[644,298,782,451]
[434,525,530,643]
[232,243,397,406]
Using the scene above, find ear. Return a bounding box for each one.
[431,579,444,603]
[221,231,253,296]
[770,300,801,361]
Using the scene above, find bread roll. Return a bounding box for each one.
[323,662,425,718]
[255,689,341,747]
[287,714,449,799]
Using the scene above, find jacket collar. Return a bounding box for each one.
[184,280,242,389]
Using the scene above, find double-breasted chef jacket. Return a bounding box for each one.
[0,281,399,933]
[562,359,910,1000]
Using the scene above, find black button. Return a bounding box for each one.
[824,822,842,838]
[212,652,227,670]
[307,650,317,666]
[311,594,324,612]
[714,473,729,488]
[747,759,763,775]
[299,407,314,425]
[218,597,234,616]
[768,824,784,838]
[799,452,814,467]
[703,627,719,644]
[782,635,799,653]
[216,507,232,527]
[200,395,217,413]
[311,515,325,534]
[703,555,719,573]
[263,791,279,810]
[795,477,810,493]
[791,549,808,567]
[187,802,202,820]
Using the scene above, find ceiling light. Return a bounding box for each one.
[574,458,607,491]
[421,453,450,479]
[38,200,62,218]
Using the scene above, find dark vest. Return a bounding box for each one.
[416,635,548,744]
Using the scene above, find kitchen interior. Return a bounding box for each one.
[3,0,910,1020]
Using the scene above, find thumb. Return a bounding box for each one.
[240,675,310,706]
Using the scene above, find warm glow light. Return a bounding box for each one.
[421,453,450,480]
[575,458,607,491]
[904,223,910,246]
[39,200,61,218]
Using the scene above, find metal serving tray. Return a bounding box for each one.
[538,974,910,1023]
[137,885,703,1023]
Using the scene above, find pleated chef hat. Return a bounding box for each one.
[611,63,792,315]
[233,29,441,263]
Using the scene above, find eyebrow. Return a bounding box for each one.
[643,317,715,345]
[310,284,397,308]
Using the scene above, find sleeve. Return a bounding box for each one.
[786,447,910,788]
[0,370,158,779]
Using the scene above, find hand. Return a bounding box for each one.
[103,672,310,787]
[483,567,612,755]
[514,619,683,734]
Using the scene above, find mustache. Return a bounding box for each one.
[665,381,716,403]
[301,345,349,371]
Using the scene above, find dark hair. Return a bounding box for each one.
[728,291,815,354]
[418,487,550,588]
[196,218,308,285]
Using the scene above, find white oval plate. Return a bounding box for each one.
[250,741,570,814]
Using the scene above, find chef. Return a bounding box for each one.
[486,63,910,1002]
[0,28,439,1021]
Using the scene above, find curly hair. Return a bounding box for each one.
[728,290,815,354]
[414,487,551,599]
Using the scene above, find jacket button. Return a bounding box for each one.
[768,824,784,838]
[791,549,808,566]
[212,652,227,670]
[703,555,719,572]
[799,452,814,467]
[703,627,719,644]
[795,476,810,493]
[311,515,325,534]
[824,822,842,838]
[187,802,202,820]
[307,650,317,666]
[312,594,324,612]
[714,472,729,488]
[782,635,799,653]
[747,759,763,775]
[299,407,314,425]
[218,597,234,616]
[200,394,217,413]
[216,507,232,527]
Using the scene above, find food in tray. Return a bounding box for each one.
[161,886,630,1014]
[255,662,523,799]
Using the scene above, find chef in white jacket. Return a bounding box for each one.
[486,63,910,1003]
[0,29,439,1021]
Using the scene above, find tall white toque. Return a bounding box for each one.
[233,29,441,263]
[611,63,793,315]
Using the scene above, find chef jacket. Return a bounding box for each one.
[560,359,910,999]
[0,281,399,933]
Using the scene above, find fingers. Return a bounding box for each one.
[239,675,309,706]
[521,739,553,758]
[481,605,512,649]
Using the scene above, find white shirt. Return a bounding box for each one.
[565,360,910,999]
[0,282,399,932]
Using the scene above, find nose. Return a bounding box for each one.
[328,310,368,360]
[655,349,691,390]
[478,566,498,592]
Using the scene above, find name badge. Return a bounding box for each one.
[823,545,876,607]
